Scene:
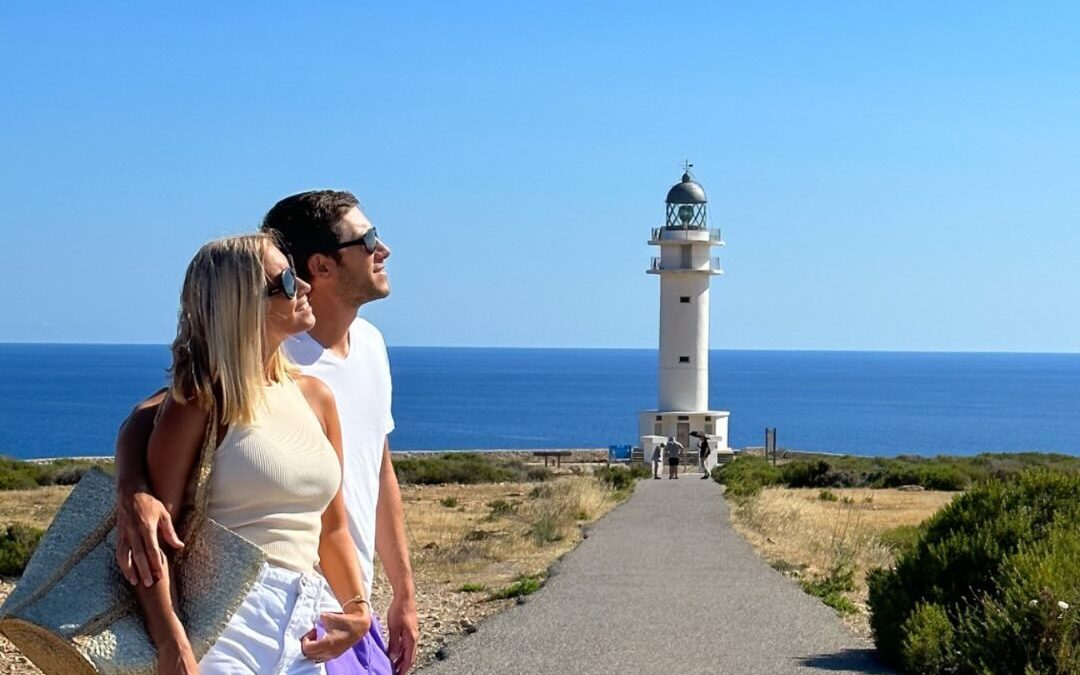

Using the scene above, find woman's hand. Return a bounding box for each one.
[156,639,200,675]
[300,609,372,662]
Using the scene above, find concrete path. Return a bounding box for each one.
[420,475,893,675]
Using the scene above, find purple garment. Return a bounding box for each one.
[318,612,394,675]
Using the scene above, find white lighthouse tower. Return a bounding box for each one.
[638,164,732,470]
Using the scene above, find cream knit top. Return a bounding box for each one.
[206,378,341,573]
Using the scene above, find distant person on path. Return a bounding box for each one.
[113,191,418,674]
[665,437,683,479]
[651,444,662,479]
[698,435,712,479]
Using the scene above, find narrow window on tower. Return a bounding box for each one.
[679,356,690,363]
[680,296,690,303]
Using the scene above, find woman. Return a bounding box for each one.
[137,233,369,674]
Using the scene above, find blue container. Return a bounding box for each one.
[607,444,632,462]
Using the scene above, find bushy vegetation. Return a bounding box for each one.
[489,574,543,600]
[876,523,925,556]
[867,470,1080,674]
[0,524,44,576]
[801,565,858,615]
[487,499,517,517]
[711,452,1080,496]
[594,464,650,494]
[0,457,113,491]
[710,456,782,497]
[393,453,551,485]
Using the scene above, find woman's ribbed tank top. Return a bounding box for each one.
[206,377,341,573]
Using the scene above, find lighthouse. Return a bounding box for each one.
[638,165,732,470]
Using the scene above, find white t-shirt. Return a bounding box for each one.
[284,317,394,597]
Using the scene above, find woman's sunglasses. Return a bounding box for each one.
[331,228,379,254]
[266,267,298,299]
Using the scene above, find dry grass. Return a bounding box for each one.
[0,487,75,530]
[728,487,956,634]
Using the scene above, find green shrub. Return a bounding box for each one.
[876,462,971,491]
[393,453,519,485]
[525,467,553,482]
[529,514,562,545]
[0,458,114,491]
[489,574,543,600]
[439,496,459,508]
[901,602,956,675]
[781,459,833,487]
[0,524,44,576]
[594,465,648,493]
[818,489,839,502]
[528,485,552,500]
[877,524,925,556]
[868,470,1080,673]
[711,456,782,497]
[802,564,857,615]
[956,522,1080,673]
[487,499,516,517]
[751,452,1080,493]
[457,582,486,593]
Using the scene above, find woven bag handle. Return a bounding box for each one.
[175,401,221,556]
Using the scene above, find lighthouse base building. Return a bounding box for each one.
[637,167,733,472]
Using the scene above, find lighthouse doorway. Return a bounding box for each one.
[676,422,690,449]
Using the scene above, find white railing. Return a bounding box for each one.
[649,256,724,273]
[649,227,724,243]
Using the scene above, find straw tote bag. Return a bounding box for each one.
[0,408,267,675]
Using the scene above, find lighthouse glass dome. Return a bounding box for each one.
[665,172,708,229]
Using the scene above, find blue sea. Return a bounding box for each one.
[1,344,1078,459]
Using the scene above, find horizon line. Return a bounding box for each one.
[1,340,1078,356]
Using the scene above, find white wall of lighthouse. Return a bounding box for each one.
[658,247,711,411]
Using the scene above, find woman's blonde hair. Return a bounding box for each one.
[169,233,295,425]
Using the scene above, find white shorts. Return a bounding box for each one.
[199,562,341,675]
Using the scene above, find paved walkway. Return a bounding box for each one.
[420,474,893,675]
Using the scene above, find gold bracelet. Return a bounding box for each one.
[342,595,369,612]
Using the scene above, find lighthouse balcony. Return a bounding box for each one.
[648,227,724,246]
[647,256,723,275]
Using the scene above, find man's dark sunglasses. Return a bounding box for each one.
[331,228,380,254]
[267,266,298,299]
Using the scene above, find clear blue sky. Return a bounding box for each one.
[3,2,1078,351]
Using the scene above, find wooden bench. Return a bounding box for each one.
[533,450,572,468]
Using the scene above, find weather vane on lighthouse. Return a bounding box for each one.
[637,163,733,472]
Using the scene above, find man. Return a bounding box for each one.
[695,434,712,477]
[113,190,419,674]
[664,436,683,479]
[698,434,712,479]
[651,443,662,479]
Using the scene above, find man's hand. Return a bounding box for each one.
[301,610,371,663]
[387,593,419,674]
[116,489,183,587]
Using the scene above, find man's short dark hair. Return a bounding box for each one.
[261,190,360,281]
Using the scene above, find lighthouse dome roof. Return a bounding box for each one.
[665,172,707,204]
